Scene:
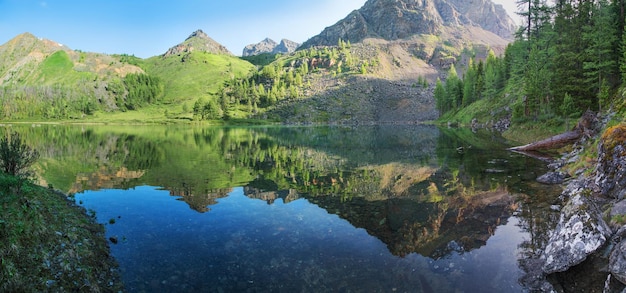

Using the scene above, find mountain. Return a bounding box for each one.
[450,0,517,39]
[242,38,300,56]
[274,39,300,54]
[300,0,516,48]
[255,0,517,124]
[164,29,232,56]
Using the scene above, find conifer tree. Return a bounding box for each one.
[444,65,463,110]
[434,78,447,113]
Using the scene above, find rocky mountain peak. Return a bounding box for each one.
[164,29,232,57]
[186,29,210,41]
[242,38,300,57]
[276,39,300,54]
[300,0,516,48]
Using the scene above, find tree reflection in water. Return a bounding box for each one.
[6,124,564,291]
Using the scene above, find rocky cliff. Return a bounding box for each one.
[242,38,299,56]
[164,29,232,56]
[300,0,516,48]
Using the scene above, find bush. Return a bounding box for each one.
[0,132,39,178]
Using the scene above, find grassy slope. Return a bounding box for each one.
[142,52,255,105]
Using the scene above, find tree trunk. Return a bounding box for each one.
[509,110,597,152]
[509,131,582,151]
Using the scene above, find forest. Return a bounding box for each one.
[436,0,626,124]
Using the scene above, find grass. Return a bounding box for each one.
[0,173,123,292]
[36,50,97,85]
[40,51,73,78]
[612,214,626,225]
[142,51,256,104]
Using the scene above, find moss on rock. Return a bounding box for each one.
[597,123,626,199]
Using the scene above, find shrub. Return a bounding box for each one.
[0,132,39,178]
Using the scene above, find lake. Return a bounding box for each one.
[13,124,564,292]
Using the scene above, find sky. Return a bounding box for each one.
[0,0,521,58]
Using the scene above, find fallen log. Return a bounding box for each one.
[509,130,582,151]
[508,110,597,152]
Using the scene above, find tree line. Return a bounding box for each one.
[0,73,163,119]
[436,0,626,122]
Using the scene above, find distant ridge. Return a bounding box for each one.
[164,29,232,56]
[242,38,300,57]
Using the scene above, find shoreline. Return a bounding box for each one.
[0,176,124,292]
[512,113,626,291]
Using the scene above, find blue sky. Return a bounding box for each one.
[0,0,519,58]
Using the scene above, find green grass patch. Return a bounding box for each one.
[40,51,73,78]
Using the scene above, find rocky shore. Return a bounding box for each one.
[517,113,626,292]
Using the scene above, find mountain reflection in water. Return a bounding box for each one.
[7,125,562,292]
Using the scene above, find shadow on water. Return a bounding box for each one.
[6,124,564,292]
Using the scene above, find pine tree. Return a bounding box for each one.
[434,78,448,113]
[444,65,463,110]
[462,60,477,106]
[524,44,552,117]
[516,0,553,41]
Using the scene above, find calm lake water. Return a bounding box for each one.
[14,124,564,292]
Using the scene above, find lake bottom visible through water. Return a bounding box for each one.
[78,186,540,293]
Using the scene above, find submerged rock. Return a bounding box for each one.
[541,184,612,274]
[537,172,566,185]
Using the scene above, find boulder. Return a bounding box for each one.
[541,185,612,274]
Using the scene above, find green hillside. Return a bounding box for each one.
[141,51,255,108]
[0,32,257,122]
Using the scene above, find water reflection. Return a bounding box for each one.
[5,125,562,292]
